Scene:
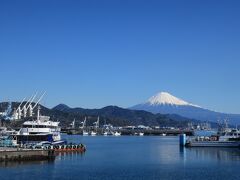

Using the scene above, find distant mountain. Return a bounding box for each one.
[53,104,71,111]
[1,102,199,128]
[130,92,240,125]
[144,92,200,107]
[52,104,199,127]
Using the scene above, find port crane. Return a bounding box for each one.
[28,92,46,117]
[13,92,46,120]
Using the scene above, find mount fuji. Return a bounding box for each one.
[130,92,240,125]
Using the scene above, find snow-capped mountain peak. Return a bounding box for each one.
[146,92,200,107]
[130,92,240,125]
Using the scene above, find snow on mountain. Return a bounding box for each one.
[130,92,240,125]
[146,92,200,107]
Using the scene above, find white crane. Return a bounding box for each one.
[80,117,87,129]
[22,94,36,118]
[26,92,38,116]
[13,97,26,119]
[70,119,76,129]
[19,96,33,119]
[82,117,89,136]
[13,92,46,120]
[32,92,46,109]
[93,116,100,129]
[29,92,46,117]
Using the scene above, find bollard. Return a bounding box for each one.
[179,134,186,147]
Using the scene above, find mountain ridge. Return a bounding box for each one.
[0,102,202,128]
[130,92,240,125]
[52,103,203,127]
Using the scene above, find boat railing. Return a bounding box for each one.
[187,135,218,143]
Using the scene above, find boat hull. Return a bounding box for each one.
[186,141,240,147]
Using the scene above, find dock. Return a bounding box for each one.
[0,147,55,162]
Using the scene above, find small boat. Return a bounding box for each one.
[104,130,114,136]
[90,117,99,136]
[139,132,144,136]
[113,132,121,136]
[91,131,97,136]
[83,131,89,136]
[70,119,76,129]
[103,119,113,136]
[161,133,166,136]
[103,132,108,136]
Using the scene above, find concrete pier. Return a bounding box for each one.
[0,148,55,162]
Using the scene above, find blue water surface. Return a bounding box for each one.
[1,135,240,180]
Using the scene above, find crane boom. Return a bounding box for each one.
[21,94,34,110]
[26,92,38,110]
[16,97,26,110]
[32,92,46,109]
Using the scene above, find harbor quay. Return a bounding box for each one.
[0,147,55,162]
[0,144,87,162]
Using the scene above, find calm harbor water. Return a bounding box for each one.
[1,135,240,180]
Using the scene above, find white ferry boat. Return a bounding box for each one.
[15,106,62,144]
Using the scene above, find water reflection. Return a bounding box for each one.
[55,151,85,161]
[0,159,55,168]
[179,146,186,159]
[183,147,240,161]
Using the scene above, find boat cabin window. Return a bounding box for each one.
[23,125,34,128]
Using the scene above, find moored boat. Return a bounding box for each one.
[83,131,89,136]
[113,132,121,136]
[14,106,62,145]
[91,131,97,136]
[182,128,240,148]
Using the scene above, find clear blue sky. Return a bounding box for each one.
[0,0,240,113]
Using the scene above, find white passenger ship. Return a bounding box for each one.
[16,106,62,144]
